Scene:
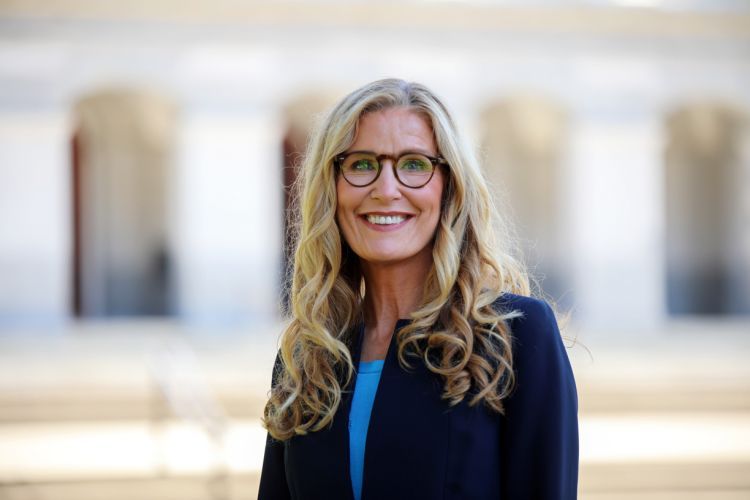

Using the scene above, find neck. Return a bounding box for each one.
[359,245,433,336]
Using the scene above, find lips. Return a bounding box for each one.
[359,212,415,230]
[366,214,406,225]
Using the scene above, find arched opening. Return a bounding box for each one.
[71,89,177,317]
[665,103,750,315]
[480,96,568,303]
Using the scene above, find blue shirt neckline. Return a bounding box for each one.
[358,359,385,373]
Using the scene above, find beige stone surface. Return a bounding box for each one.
[0,319,748,498]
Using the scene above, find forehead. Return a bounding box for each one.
[350,107,436,152]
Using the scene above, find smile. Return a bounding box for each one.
[366,214,407,225]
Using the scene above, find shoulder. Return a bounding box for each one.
[492,291,551,314]
[492,294,580,498]
[492,292,557,334]
[491,293,578,420]
[491,292,566,368]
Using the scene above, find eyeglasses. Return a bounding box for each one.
[334,151,448,188]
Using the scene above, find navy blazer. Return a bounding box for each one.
[259,293,579,499]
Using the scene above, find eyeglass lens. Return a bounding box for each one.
[341,153,434,187]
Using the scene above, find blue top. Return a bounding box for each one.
[348,359,385,500]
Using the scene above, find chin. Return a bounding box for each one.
[360,253,406,265]
[359,247,429,266]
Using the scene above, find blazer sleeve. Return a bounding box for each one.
[500,298,579,499]
[257,353,292,500]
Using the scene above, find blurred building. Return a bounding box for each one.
[0,0,749,330]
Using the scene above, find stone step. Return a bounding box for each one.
[1,464,748,499]
[0,474,261,500]
[0,414,747,496]
[0,389,267,423]
[581,462,750,494]
[0,321,748,498]
[2,383,749,423]
[577,383,750,413]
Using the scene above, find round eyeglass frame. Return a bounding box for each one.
[334,151,449,189]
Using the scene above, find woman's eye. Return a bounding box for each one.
[352,159,376,171]
[400,159,430,171]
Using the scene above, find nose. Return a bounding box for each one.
[370,160,402,200]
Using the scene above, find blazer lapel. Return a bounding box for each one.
[359,320,451,500]
[333,321,367,500]
[358,319,412,497]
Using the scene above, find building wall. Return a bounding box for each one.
[0,2,748,328]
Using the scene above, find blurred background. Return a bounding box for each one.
[1,0,749,498]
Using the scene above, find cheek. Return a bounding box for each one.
[426,178,445,220]
[335,178,357,236]
[428,207,442,236]
[335,177,347,218]
[412,192,443,240]
[425,180,445,236]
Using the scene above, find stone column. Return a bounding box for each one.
[565,108,666,330]
[0,111,71,325]
[173,106,284,324]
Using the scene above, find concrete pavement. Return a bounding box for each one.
[0,319,748,499]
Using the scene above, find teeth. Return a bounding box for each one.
[366,214,407,225]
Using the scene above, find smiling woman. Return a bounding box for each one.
[259,79,579,500]
[335,108,445,274]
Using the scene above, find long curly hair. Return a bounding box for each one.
[263,78,533,441]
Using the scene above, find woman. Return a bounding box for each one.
[259,79,578,499]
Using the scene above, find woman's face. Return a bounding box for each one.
[336,107,445,267]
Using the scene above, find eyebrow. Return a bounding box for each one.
[343,149,438,157]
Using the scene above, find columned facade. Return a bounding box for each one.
[0,2,748,330]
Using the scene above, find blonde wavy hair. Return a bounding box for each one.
[263,78,533,441]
